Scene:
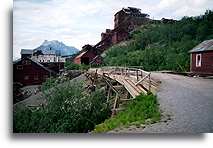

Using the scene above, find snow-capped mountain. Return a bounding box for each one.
[34,40,79,56]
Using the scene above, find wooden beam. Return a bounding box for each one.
[107,87,111,102]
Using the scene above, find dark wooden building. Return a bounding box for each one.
[13,58,55,86]
[189,39,213,75]
[73,45,97,65]
[41,62,64,73]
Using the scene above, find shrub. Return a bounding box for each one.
[64,61,89,70]
[13,82,111,133]
[41,77,57,92]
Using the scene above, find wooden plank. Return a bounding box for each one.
[91,67,158,97]
[122,79,139,98]
[125,79,141,94]
[113,93,119,110]
[135,73,150,85]
[107,87,111,102]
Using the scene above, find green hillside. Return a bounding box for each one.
[103,10,213,72]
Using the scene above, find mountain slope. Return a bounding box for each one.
[34,40,79,56]
[103,10,213,72]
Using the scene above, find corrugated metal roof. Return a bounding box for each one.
[74,51,87,59]
[189,39,213,53]
[42,50,56,55]
[21,49,33,54]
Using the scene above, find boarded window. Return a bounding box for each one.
[17,65,23,70]
[24,75,29,80]
[34,75,39,80]
[22,60,31,65]
[43,75,48,80]
[196,54,202,67]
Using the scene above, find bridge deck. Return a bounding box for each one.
[89,67,158,98]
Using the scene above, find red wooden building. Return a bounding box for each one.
[73,7,150,65]
[13,57,55,86]
[95,7,150,51]
[73,45,97,65]
[41,62,64,73]
[189,39,213,75]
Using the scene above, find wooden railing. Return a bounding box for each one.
[88,66,158,115]
[98,66,152,91]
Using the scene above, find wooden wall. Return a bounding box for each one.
[13,59,51,86]
[191,51,213,74]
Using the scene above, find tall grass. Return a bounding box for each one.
[93,94,160,133]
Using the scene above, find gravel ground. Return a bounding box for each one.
[110,72,213,133]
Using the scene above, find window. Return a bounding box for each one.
[43,75,48,80]
[24,75,29,80]
[196,54,202,67]
[17,65,23,70]
[34,75,39,80]
[22,60,31,65]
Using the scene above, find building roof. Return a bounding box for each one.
[42,50,56,55]
[21,49,33,55]
[13,57,56,74]
[74,51,87,59]
[189,39,213,53]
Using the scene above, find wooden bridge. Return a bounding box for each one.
[87,67,159,114]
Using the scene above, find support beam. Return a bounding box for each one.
[107,87,111,102]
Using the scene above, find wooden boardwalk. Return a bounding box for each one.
[87,67,159,114]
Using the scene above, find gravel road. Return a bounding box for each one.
[110,72,213,133]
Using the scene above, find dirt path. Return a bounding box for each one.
[110,72,213,133]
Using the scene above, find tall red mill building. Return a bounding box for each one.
[95,7,150,51]
[73,7,150,65]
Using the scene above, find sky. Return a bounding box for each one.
[13,0,213,60]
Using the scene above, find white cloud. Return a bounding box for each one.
[13,0,213,60]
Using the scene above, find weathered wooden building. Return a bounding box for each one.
[41,62,64,73]
[74,7,150,65]
[13,58,55,86]
[73,45,97,65]
[189,39,213,75]
[95,7,150,51]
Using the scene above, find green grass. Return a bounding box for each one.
[93,94,161,133]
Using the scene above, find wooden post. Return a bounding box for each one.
[112,93,119,116]
[149,74,151,92]
[107,88,111,102]
[127,92,131,99]
[136,70,139,81]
